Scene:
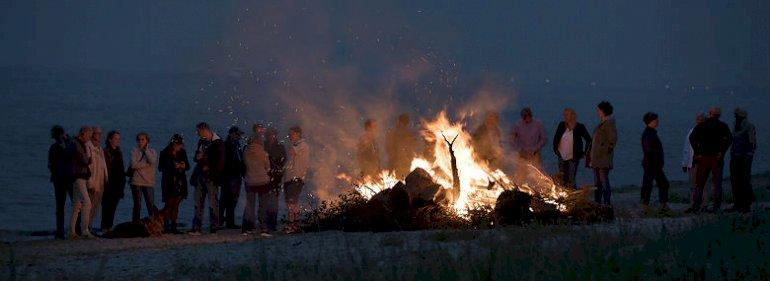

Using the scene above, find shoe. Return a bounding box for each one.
[188,229,202,236]
[82,231,95,239]
[69,233,79,240]
[641,204,652,216]
[260,232,273,238]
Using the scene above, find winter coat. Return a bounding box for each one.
[223,138,245,180]
[588,116,618,169]
[264,140,287,183]
[130,146,158,187]
[285,139,310,182]
[689,117,732,157]
[87,142,108,192]
[641,127,664,168]
[552,122,592,161]
[731,118,757,157]
[243,142,270,187]
[191,134,226,186]
[48,139,74,183]
[72,138,92,180]
[511,119,547,154]
[159,147,189,201]
[104,146,126,199]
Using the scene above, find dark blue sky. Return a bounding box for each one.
[2,0,768,88]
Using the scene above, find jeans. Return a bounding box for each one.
[593,168,611,205]
[693,155,724,210]
[192,178,220,231]
[70,179,92,236]
[558,159,579,189]
[641,165,670,205]
[730,155,754,209]
[100,194,120,231]
[53,179,73,238]
[242,184,278,232]
[164,196,183,230]
[131,185,156,222]
[219,178,242,227]
[284,179,304,231]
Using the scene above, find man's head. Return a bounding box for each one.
[364,119,377,134]
[734,107,748,119]
[520,108,533,123]
[597,101,613,119]
[91,126,103,143]
[643,112,659,129]
[289,126,302,143]
[708,107,721,119]
[485,112,500,127]
[51,125,65,140]
[563,108,577,124]
[228,126,244,141]
[253,123,265,135]
[266,127,279,144]
[196,122,213,140]
[397,114,410,127]
[695,112,706,124]
[136,132,150,149]
[169,133,184,150]
[78,126,93,142]
[106,130,121,148]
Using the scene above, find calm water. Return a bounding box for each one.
[1,68,767,231]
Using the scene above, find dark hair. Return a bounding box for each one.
[520,107,533,118]
[105,130,120,146]
[289,126,302,135]
[51,125,65,139]
[364,119,376,129]
[598,101,613,116]
[196,122,210,130]
[643,112,658,125]
[136,132,150,142]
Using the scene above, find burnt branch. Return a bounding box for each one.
[441,132,461,201]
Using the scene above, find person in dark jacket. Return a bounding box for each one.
[48,125,74,239]
[688,107,732,213]
[552,108,592,189]
[264,127,287,207]
[640,112,670,214]
[220,126,245,229]
[69,126,94,239]
[726,108,757,213]
[189,122,225,234]
[101,130,126,232]
[159,134,190,234]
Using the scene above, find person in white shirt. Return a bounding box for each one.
[284,126,309,234]
[552,108,592,189]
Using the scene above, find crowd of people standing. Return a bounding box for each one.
[48,122,309,240]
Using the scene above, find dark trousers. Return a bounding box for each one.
[131,185,156,222]
[53,179,73,238]
[192,179,219,231]
[219,178,242,227]
[593,168,612,205]
[164,196,183,229]
[730,155,755,209]
[558,159,579,189]
[693,155,724,210]
[243,184,279,232]
[284,179,304,231]
[100,193,121,230]
[641,165,670,205]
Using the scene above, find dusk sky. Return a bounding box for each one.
[1,1,768,88]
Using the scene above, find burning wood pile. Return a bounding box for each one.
[302,111,613,232]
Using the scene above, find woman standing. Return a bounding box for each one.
[241,134,271,235]
[101,131,126,232]
[159,134,190,234]
[130,132,158,222]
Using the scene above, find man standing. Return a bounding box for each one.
[727,108,756,213]
[640,112,670,214]
[48,125,74,239]
[220,126,245,229]
[357,119,381,179]
[385,114,418,179]
[284,126,309,234]
[511,107,547,168]
[472,112,503,169]
[87,126,108,233]
[69,126,94,239]
[552,108,592,189]
[189,122,225,234]
[682,113,707,210]
[587,101,618,205]
[688,107,732,213]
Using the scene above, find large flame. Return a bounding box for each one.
[341,111,569,215]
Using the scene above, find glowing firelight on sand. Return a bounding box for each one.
[340,111,569,215]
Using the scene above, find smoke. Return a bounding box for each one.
[198,1,519,201]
